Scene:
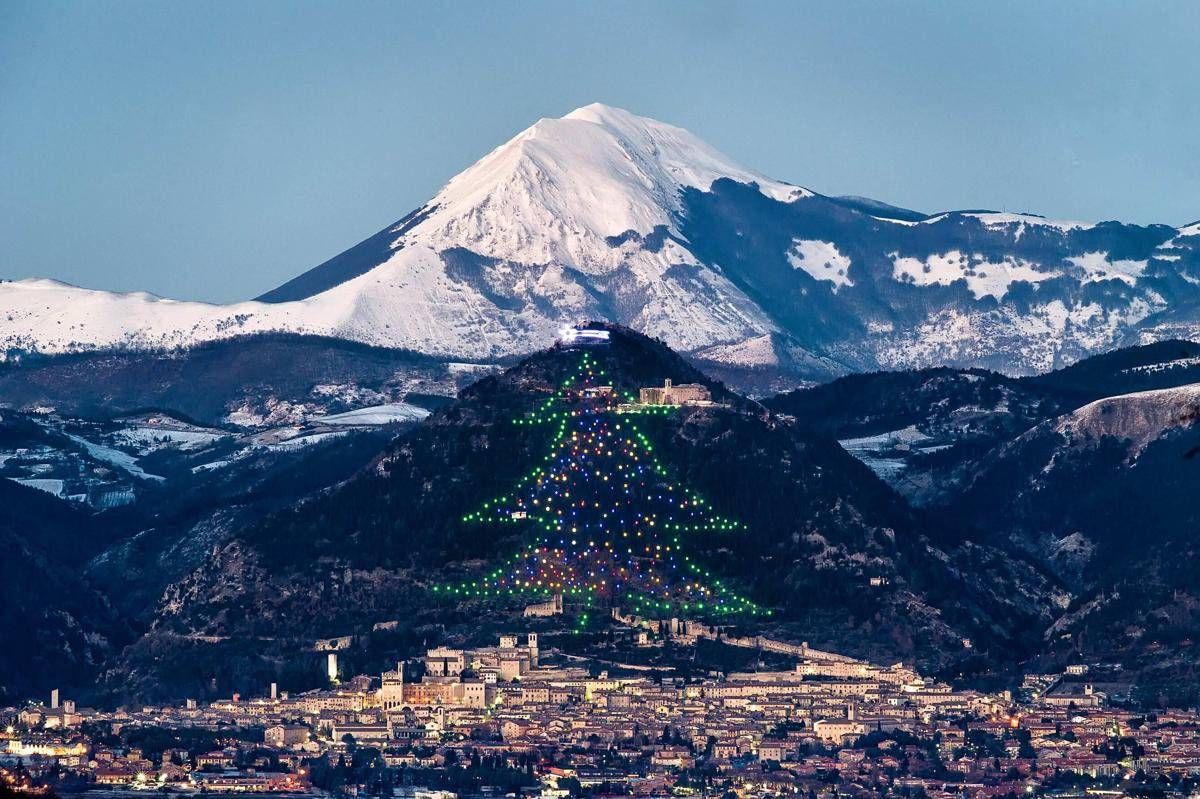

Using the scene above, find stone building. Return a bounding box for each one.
[638,379,712,406]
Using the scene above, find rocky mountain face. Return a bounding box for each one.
[766,368,1067,505]
[5,101,1199,708]
[765,340,1200,503]
[941,384,1200,705]
[0,389,423,705]
[770,339,1200,704]
[2,104,1197,393]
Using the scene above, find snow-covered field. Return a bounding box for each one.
[1067,252,1148,286]
[111,425,227,453]
[189,430,350,473]
[890,250,1055,300]
[10,476,65,496]
[64,433,164,481]
[838,425,949,482]
[788,240,853,290]
[313,403,430,426]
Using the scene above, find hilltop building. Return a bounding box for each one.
[523,594,564,617]
[638,379,714,407]
[380,634,541,711]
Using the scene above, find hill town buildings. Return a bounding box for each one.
[1,625,1187,799]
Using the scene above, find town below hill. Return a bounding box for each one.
[4,622,1195,799]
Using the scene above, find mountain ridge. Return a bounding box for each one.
[3,103,1198,389]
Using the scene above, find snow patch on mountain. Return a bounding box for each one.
[871,298,1161,374]
[313,403,430,426]
[1066,252,1148,286]
[691,334,779,367]
[788,240,853,289]
[838,425,942,481]
[64,432,164,482]
[962,212,1091,239]
[112,426,226,453]
[10,477,67,497]
[890,251,1055,300]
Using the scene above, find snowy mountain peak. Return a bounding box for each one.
[398,103,808,268]
[2,104,1199,387]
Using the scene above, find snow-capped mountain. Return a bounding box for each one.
[3,103,1198,384]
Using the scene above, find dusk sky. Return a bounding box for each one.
[2,0,1198,303]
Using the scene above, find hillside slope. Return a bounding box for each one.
[0,480,131,704]
[934,383,1200,703]
[107,326,1057,701]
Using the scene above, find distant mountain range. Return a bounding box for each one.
[3,103,1198,390]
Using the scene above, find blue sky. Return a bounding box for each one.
[2,1,1198,303]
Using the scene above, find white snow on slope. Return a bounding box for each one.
[691,334,780,367]
[905,212,1093,237]
[1122,357,1200,376]
[963,212,1090,239]
[870,298,1161,375]
[314,403,430,426]
[261,431,349,452]
[0,252,571,361]
[788,240,853,289]
[0,104,801,365]
[2,103,1196,377]
[1066,251,1148,286]
[187,429,352,473]
[406,102,807,269]
[10,477,66,496]
[839,425,933,451]
[838,426,936,482]
[890,250,1055,300]
[64,432,164,481]
[1153,223,1200,258]
[112,425,226,453]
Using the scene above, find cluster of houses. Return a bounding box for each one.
[3,629,1198,798]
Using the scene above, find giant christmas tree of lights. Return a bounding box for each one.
[434,352,763,618]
